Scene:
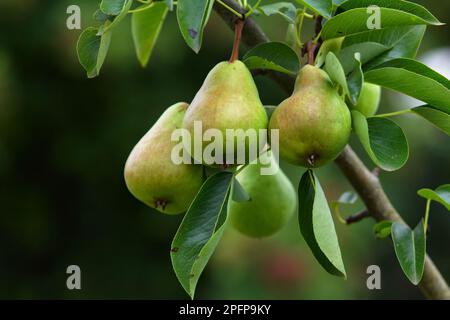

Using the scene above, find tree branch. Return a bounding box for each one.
[214,0,450,300]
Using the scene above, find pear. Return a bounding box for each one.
[183,60,268,167]
[228,152,296,238]
[269,65,351,167]
[124,102,204,215]
[353,82,381,117]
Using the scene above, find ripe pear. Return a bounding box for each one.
[228,152,296,238]
[124,102,204,215]
[183,60,268,167]
[353,82,381,117]
[269,65,351,167]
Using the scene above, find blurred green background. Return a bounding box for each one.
[0,0,449,299]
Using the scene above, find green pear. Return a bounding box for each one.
[228,152,296,238]
[124,102,204,215]
[353,82,381,117]
[183,60,268,167]
[269,65,351,167]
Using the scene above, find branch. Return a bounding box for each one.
[214,0,450,300]
[345,210,370,225]
[335,147,450,299]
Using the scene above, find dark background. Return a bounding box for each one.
[0,0,449,299]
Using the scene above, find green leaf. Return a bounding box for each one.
[232,175,251,202]
[257,2,297,24]
[337,42,390,74]
[332,0,347,6]
[352,25,427,70]
[322,8,440,40]
[342,25,427,54]
[339,0,442,25]
[166,0,174,11]
[417,184,450,211]
[177,0,214,53]
[298,170,346,277]
[131,2,168,67]
[171,171,233,298]
[100,0,127,15]
[352,110,409,171]
[77,26,112,78]
[347,52,363,104]
[285,24,298,49]
[98,0,133,35]
[412,106,450,135]
[364,59,450,114]
[315,37,344,68]
[296,0,333,19]
[93,9,114,23]
[373,220,393,239]
[330,191,360,225]
[336,191,358,205]
[243,42,300,75]
[392,220,426,285]
[324,52,349,96]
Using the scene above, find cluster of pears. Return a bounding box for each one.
[124,55,380,238]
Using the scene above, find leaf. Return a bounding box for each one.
[342,25,426,69]
[337,42,390,74]
[315,37,344,68]
[177,0,215,53]
[93,9,114,23]
[337,191,358,205]
[296,0,333,19]
[298,170,346,277]
[392,220,426,285]
[352,110,409,171]
[243,42,300,75]
[373,220,392,239]
[232,175,251,202]
[347,52,363,104]
[322,8,440,40]
[330,191,360,225]
[339,0,441,25]
[100,0,127,15]
[166,0,174,11]
[77,26,112,78]
[171,171,233,298]
[324,52,349,96]
[412,106,450,135]
[364,59,450,114]
[417,184,450,211]
[332,0,347,6]
[98,0,133,35]
[131,2,168,67]
[285,24,298,49]
[257,2,297,24]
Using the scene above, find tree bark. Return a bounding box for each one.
[214,0,450,300]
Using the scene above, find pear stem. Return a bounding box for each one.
[229,19,245,63]
[305,40,317,65]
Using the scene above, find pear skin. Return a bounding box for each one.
[269,65,351,167]
[124,102,203,215]
[353,82,381,117]
[228,152,296,238]
[183,60,268,167]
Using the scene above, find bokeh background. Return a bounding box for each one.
[0,0,449,299]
